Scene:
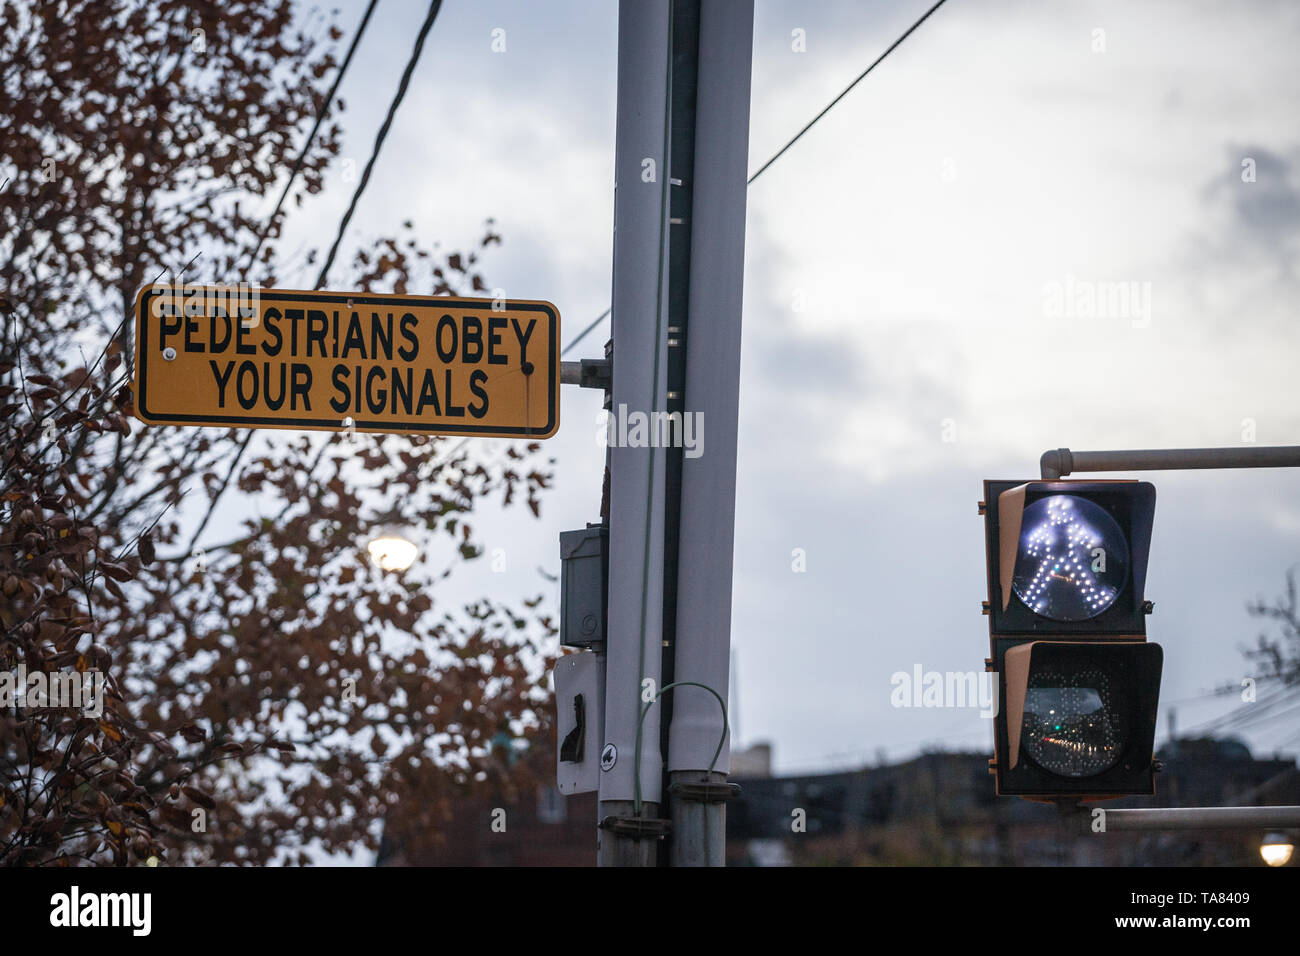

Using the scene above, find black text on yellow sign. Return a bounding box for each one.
[132,285,560,438]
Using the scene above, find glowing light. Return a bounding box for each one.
[367,533,418,572]
[1011,495,1129,621]
[1261,834,1294,867]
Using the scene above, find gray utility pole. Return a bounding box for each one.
[664,0,754,868]
[597,0,754,867]
[597,0,671,868]
[1040,443,1300,834]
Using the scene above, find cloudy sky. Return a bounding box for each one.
[221,0,1300,774]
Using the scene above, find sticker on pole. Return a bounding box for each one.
[132,284,560,439]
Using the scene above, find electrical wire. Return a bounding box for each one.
[1162,677,1281,707]
[561,307,611,357]
[315,0,445,288]
[1180,685,1300,738]
[746,0,951,185]
[561,0,952,357]
[1215,697,1300,733]
[187,1,442,557]
[632,680,730,866]
[182,0,387,557]
[241,0,383,277]
[633,680,729,816]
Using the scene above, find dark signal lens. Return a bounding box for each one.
[1022,665,1125,777]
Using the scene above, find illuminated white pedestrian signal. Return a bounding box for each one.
[1011,495,1128,622]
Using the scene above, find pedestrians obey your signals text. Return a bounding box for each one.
[132,284,560,439]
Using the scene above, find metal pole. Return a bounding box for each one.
[665,0,754,867]
[1093,806,1300,831]
[1040,445,1300,480]
[597,0,673,867]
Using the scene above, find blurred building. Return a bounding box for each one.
[376,736,1297,866]
[726,737,1299,866]
[729,742,773,778]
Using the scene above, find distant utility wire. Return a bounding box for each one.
[316,0,444,288]
[243,0,382,275]
[563,0,951,356]
[561,307,611,356]
[1180,685,1300,739]
[1162,676,1281,707]
[746,0,950,186]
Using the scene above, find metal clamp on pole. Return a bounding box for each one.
[668,780,742,803]
[598,815,672,839]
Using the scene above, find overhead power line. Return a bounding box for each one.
[185,1,442,557]
[243,0,383,275]
[746,0,950,186]
[1180,685,1300,739]
[1162,675,1282,707]
[563,0,951,355]
[561,307,611,357]
[316,0,445,288]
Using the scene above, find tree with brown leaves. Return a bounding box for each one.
[1,0,555,866]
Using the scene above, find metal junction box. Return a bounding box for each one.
[559,525,607,648]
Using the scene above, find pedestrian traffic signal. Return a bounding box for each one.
[981,479,1163,798]
[987,480,1155,637]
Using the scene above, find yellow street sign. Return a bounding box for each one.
[132,284,560,439]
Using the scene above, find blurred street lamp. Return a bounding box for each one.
[1260,832,1294,867]
[367,530,418,572]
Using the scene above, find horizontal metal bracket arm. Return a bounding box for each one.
[1040,445,1300,479]
[560,358,612,391]
[1089,805,1300,831]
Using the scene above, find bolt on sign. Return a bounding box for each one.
[131,284,560,439]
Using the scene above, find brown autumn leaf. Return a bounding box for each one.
[181,787,216,810]
[137,531,155,565]
[178,724,206,743]
[98,561,134,582]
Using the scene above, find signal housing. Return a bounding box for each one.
[981,479,1161,799]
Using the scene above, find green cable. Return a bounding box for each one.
[632,680,729,817]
